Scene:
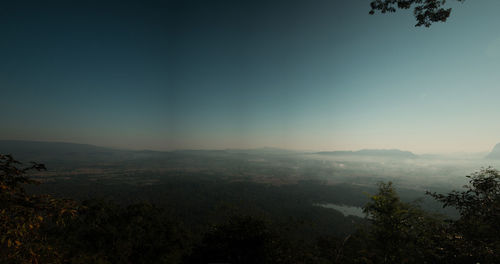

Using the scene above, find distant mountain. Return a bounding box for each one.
[0,140,139,166]
[486,143,500,159]
[226,147,299,155]
[316,149,417,158]
[0,140,304,168]
[0,140,112,155]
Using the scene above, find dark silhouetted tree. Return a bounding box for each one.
[0,154,77,263]
[369,0,466,27]
[427,167,500,263]
[360,182,447,263]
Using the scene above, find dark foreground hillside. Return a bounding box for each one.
[1,154,499,263]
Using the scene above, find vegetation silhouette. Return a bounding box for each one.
[369,0,466,27]
[0,154,77,263]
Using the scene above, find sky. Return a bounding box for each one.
[1,0,500,153]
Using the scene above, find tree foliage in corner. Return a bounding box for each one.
[428,167,500,263]
[0,154,77,263]
[354,169,500,263]
[369,0,466,27]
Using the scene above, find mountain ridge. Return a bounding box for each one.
[486,143,500,159]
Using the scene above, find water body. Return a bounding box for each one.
[315,203,365,218]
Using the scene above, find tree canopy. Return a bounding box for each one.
[369,0,466,27]
[0,154,77,263]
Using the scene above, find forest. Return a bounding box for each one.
[2,152,499,263]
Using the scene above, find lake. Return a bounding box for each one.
[315,203,365,218]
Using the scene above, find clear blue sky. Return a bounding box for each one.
[1,0,499,153]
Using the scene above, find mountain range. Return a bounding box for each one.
[2,140,500,163]
[486,143,500,159]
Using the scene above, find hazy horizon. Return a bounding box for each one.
[2,0,500,153]
[0,138,496,156]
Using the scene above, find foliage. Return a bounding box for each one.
[185,213,329,264]
[358,182,446,263]
[186,214,274,264]
[55,199,188,264]
[427,167,500,262]
[369,0,466,27]
[350,169,500,264]
[0,154,77,264]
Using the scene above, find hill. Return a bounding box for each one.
[486,143,500,159]
[0,140,113,155]
[0,140,140,166]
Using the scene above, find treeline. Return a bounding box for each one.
[1,154,499,263]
